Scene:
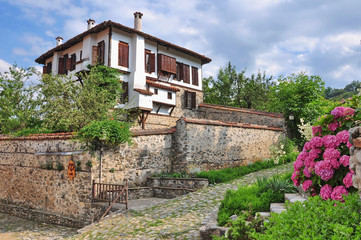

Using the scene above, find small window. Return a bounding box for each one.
[154,89,158,95]
[118,41,129,68]
[80,51,83,60]
[70,53,76,71]
[185,90,196,109]
[168,92,172,99]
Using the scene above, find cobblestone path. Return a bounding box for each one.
[0,163,292,240]
[74,163,292,240]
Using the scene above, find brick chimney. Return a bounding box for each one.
[134,12,143,31]
[56,36,63,46]
[87,19,95,30]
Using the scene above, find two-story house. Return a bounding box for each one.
[35,12,211,129]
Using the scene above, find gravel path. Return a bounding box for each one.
[0,163,292,240]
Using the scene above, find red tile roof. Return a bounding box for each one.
[198,103,284,118]
[146,80,180,92]
[134,88,153,95]
[182,117,284,131]
[35,21,212,65]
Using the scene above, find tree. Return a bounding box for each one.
[38,65,124,132]
[0,65,39,134]
[203,62,273,110]
[267,72,325,143]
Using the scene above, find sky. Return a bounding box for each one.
[1,0,361,89]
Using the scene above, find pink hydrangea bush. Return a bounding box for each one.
[292,106,357,201]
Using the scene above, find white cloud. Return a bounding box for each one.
[12,34,54,57]
[0,59,12,73]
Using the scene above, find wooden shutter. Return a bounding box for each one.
[118,42,129,68]
[191,92,196,109]
[43,65,47,74]
[92,46,98,65]
[58,57,64,74]
[150,53,155,72]
[183,64,190,83]
[192,67,199,86]
[157,54,176,74]
[47,62,52,74]
[185,90,189,108]
[71,54,76,71]
[66,58,72,71]
[97,41,105,65]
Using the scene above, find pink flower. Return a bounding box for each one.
[328,159,340,169]
[343,172,353,188]
[315,161,334,181]
[331,106,345,118]
[303,142,312,151]
[303,167,312,178]
[344,107,355,116]
[297,151,308,161]
[323,135,339,148]
[339,155,350,167]
[320,185,333,200]
[328,121,339,132]
[331,186,348,201]
[312,125,322,137]
[294,160,304,171]
[336,130,349,144]
[302,180,313,192]
[323,148,341,161]
[292,171,301,186]
[347,141,353,148]
[309,137,323,148]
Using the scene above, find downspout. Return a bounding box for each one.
[108,26,112,67]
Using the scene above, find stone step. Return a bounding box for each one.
[256,212,271,218]
[284,193,307,203]
[270,203,286,214]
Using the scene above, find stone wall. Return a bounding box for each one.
[172,118,284,171]
[349,127,361,191]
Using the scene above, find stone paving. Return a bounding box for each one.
[0,163,292,240]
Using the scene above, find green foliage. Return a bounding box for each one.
[213,211,266,240]
[77,120,132,152]
[269,136,297,164]
[85,160,93,168]
[0,65,40,134]
[56,162,65,171]
[109,168,115,173]
[38,65,123,132]
[203,62,273,110]
[13,127,52,137]
[75,161,82,171]
[41,161,54,170]
[325,80,360,100]
[252,193,361,240]
[217,173,296,226]
[195,156,295,184]
[267,72,326,143]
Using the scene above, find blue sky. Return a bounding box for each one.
[1,0,361,88]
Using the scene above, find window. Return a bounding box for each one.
[118,41,129,67]
[80,51,83,61]
[182,64,190,83]
[145,50,155,73]
[157,54,176,74]
[91,41,105,65]
[175,62,182,80]
[185,90,196,109]
[70,53,76,71]
[168,92,172,99]
[154,89,158,95]
[58,55,67,75]
[43,62,52,74]
[97,41,105,65]
[192,66,199,86]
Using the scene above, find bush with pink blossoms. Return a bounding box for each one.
[292,105,360,201]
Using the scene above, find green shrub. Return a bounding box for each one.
[77,120,132,151]
[252,193,361,240]
[217,173,296,226]
[195,156,295,185]
[13,127,52,137]
[86,160,93,168]
[56,161,64,171]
